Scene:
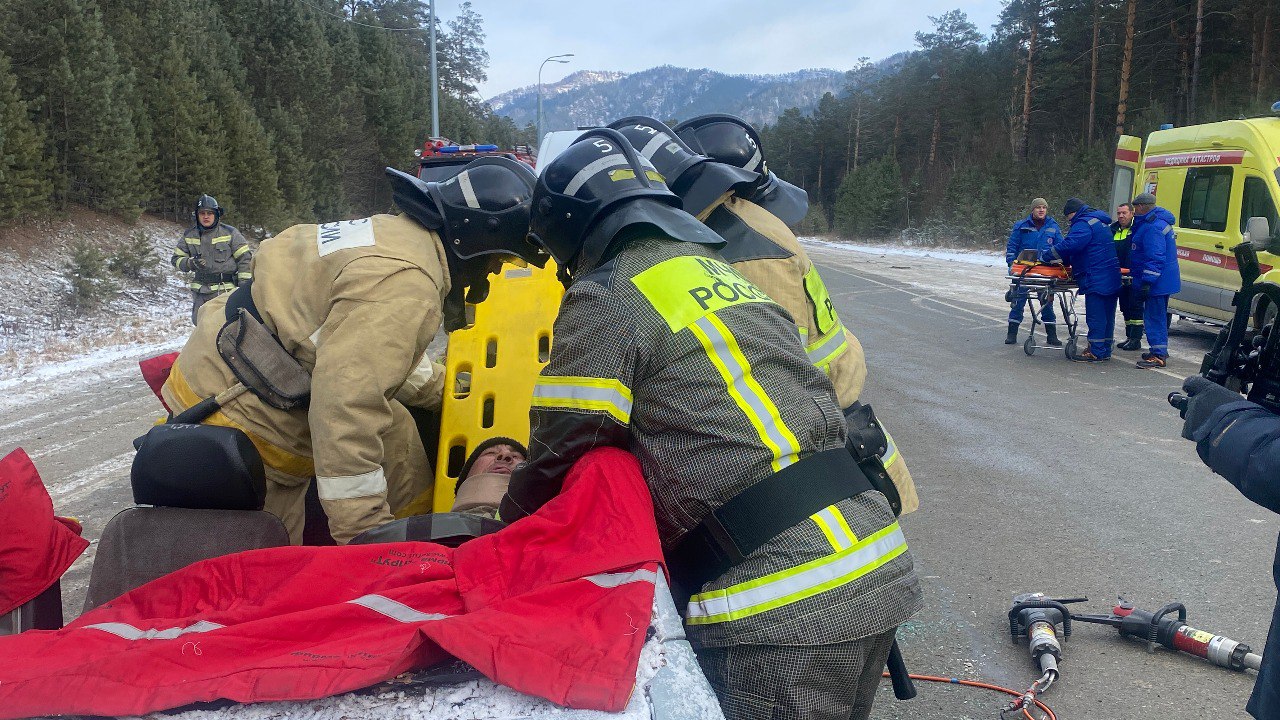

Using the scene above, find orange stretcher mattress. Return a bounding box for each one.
[1009,262,1072,280]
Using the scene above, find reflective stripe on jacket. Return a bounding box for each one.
[502,234,920,647]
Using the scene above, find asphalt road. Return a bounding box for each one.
[803,244,1274,720]
[1,244,1273,719]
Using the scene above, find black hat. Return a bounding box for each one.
[455,437,528,492]
[1063,197,1087,217]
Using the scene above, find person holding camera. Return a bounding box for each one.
[1181,376,1279,719]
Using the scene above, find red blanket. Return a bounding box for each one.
[0,447,661,717]
[0,448,88,616]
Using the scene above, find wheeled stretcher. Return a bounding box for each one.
[1006,253,1083,360]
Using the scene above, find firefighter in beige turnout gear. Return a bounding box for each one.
[172,195,253,324]
[161,159,546,544]
[500,130,921,720]
[612,114,919,514]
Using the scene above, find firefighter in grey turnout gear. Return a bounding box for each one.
[172,194,253,324]
[499,129,921,720]
[611,114,919,516]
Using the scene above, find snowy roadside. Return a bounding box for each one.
[799,237,1005,267]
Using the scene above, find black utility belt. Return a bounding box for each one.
[667,448,875,600]
[195,272,237,283]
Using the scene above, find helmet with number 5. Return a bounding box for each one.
[529,128,721,283]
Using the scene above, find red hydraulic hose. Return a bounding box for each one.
[882,672,1059,720]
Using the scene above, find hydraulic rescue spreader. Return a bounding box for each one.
[1007,594,1087,716]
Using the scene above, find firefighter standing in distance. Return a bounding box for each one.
[172,195,253,324]
[161,158,545,544]
[499,129,921,720]
[636,113,919,515]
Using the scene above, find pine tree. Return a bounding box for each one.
[147,36,229,222]
[0,50,52,222]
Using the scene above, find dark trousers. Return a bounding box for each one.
[1085,293,1118,357]
[696,629,897,720]
[1008,288,1056,326]
[190,291,220,325]
[1117,283,1145,328]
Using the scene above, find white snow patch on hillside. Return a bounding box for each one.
[0,212,195,385]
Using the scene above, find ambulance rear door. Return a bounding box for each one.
[1112,135,1142,211]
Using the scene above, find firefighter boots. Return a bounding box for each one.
[1117,324,1144,351]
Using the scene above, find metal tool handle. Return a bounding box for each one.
[886,639,917,700]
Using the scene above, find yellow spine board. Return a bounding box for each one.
[432,261,564,511]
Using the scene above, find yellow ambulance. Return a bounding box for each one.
[1113,117,1280,326]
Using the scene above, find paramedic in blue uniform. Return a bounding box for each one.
[1040,198,1121,362]
[1128,192,1181,369]
[1180,376,1280,719]
[1005,197,1064,346]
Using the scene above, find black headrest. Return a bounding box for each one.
[131,423,266,511]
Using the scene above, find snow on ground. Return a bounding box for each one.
[0,209,194,385]
[801,236,1010,307]
[799,237,1004,267]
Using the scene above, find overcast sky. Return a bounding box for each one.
[424,1,1004,100]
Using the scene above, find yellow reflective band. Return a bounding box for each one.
[173,247,190,257]
[688,313,800,472]
[803,265,839,335]
[686,522,907,625]
[185,237,201,245]
[805,324,848,371]
[210,235,232,245]
[165,362,315,478]
[237,272,253,280]
[881,428,900,468]
[632,255,774,332]
[531,376,633,424]
[232,245,251,259]
[810,504,858,552]
[188,282,203,290]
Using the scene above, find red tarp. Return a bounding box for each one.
[139,352,179,412]
[0,448,88,616]
[0,447,661,718]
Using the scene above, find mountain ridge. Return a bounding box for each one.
[485,65,848,129]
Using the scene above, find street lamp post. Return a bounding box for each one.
[537,53,574,145]
[429,0,439,138]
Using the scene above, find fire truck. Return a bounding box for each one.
[414,137,537,182]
